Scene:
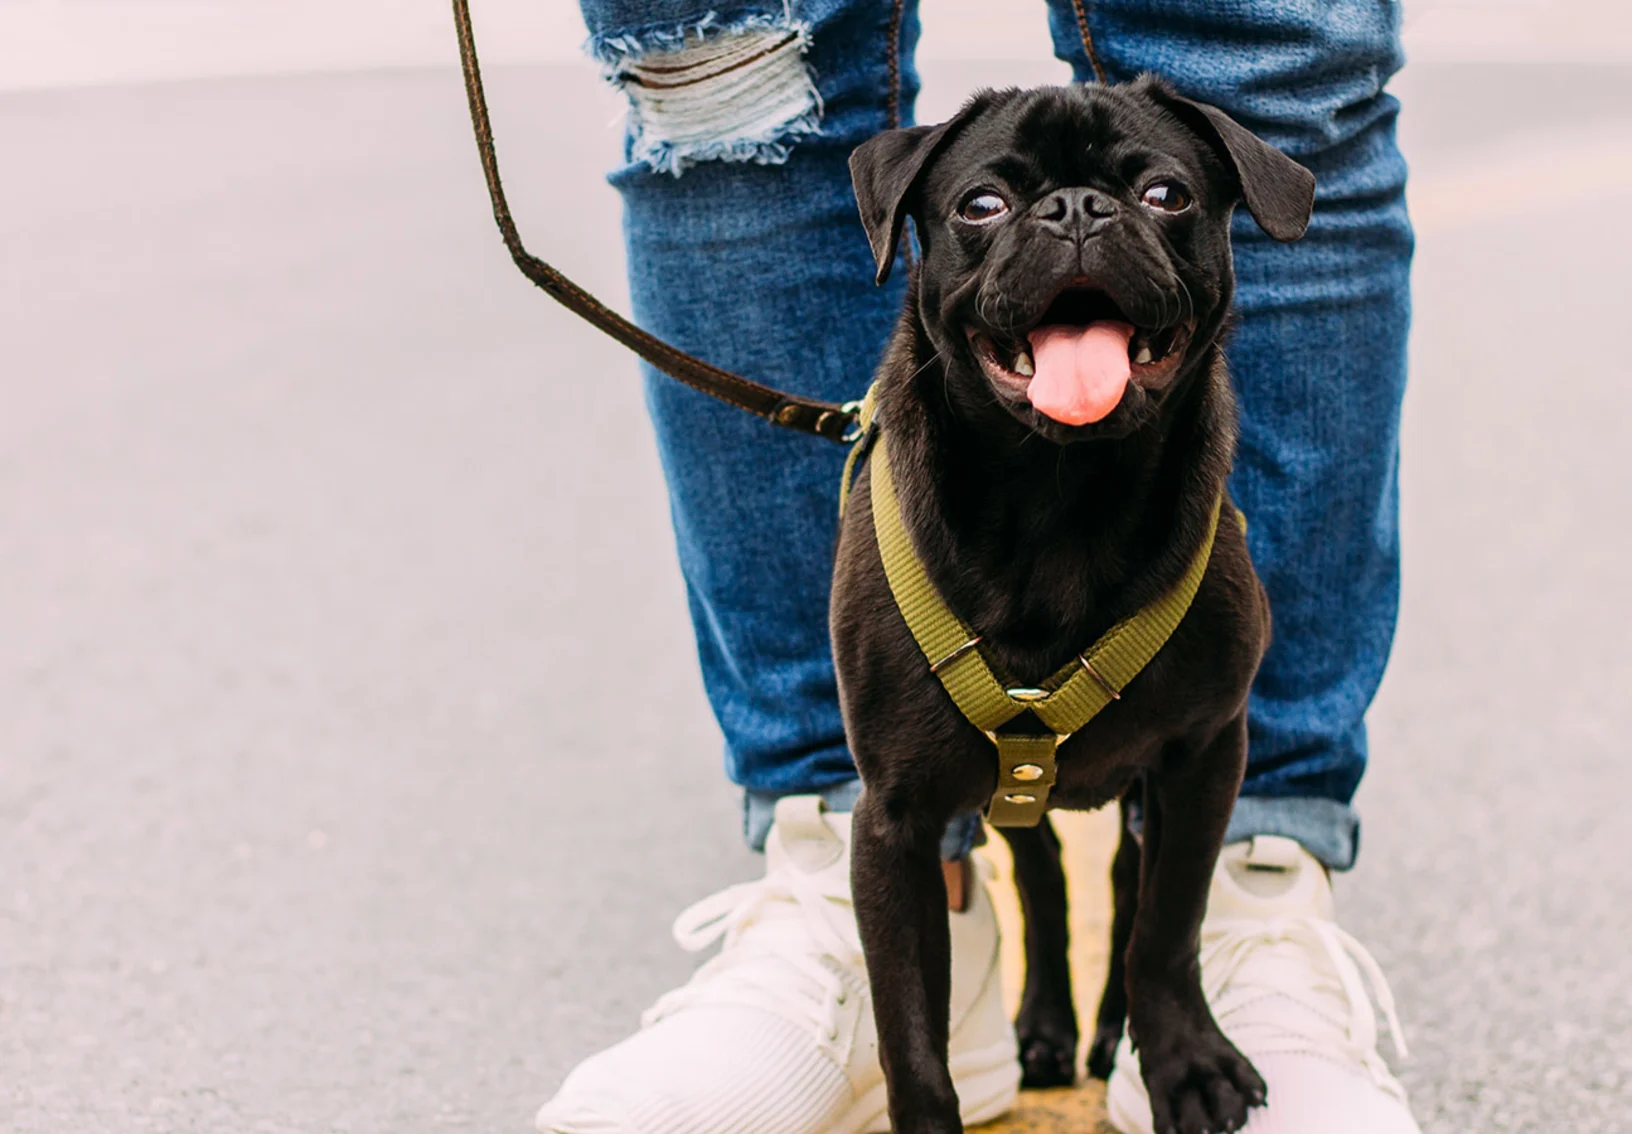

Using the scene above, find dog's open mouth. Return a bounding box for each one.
[970,287,1192,426]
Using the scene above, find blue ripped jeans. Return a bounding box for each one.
[573,0,1412,870]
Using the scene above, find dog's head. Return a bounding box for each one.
[850,78,1314,441]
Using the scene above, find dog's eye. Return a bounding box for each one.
[1141,182,1191,213]
[958,192,1009,223]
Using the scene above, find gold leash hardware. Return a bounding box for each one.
[838,400,866,443]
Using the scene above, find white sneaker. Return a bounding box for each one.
[535,796,1020,1134]
[1106,836,1421,1134]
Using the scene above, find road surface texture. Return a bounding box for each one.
[4,59,1631,1134]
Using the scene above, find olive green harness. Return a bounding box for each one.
[842,387,1224,827]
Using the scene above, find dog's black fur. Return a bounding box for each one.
[831,78,1314,1134]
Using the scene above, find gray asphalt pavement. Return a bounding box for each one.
[3,62,1631,1134]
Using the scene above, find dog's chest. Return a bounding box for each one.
[1045,729,1154,811]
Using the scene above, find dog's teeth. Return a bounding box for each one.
[1013,350,1035,377]
[1134,345,1154,365]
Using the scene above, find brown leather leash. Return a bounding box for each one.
[449,0,861,443]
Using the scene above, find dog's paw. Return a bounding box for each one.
[1139,1033,1266,1134]
[1017,1029,1077,1089]
[1085,1022,1122,1080]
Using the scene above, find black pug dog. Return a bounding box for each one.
[831,77,1314,1134]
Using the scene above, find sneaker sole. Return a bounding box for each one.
[833,1039,1022,1134]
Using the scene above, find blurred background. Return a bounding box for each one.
[3,2,1631,1132]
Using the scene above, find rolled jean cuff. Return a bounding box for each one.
[1224,795,1360,872]
[745,781,983,862]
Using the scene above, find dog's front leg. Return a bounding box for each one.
[1127,717,1266,1134]
[851,787,963,1134]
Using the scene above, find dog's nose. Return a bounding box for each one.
[1034,187,1119,240]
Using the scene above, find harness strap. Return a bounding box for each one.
[449,0,859,442]
[867,427,1225,826]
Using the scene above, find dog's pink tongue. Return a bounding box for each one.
[1026,322,1135,425]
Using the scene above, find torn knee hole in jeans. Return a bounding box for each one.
[594,17,823,176]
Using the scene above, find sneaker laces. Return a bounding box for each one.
[1202,914,1409,1095]
[641,862,863,1047]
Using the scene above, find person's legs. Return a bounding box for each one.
[1047,0,1412,871]
[582,0,983,857]
[577,0,915,845]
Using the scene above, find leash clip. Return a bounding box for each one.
[838,400,865,443]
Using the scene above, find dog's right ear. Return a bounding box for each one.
[849,108,975,285]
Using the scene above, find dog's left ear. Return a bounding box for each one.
[849,103,980,284]
[1154,87,1316,242]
